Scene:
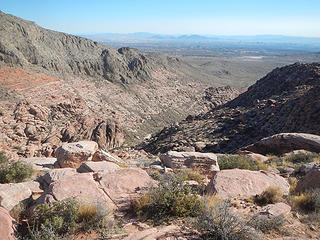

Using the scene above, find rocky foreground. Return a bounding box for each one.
[0,135,320,239]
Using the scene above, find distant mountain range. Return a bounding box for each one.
[81,32,320,44]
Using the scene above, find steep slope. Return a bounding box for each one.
[142,62,320,154]
[0,11,239,159]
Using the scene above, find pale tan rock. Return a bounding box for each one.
[19,157,57,171]
[77,161,120,174]
[0,207,15,240]
[206,169,289,198]
[40,168,77,186]
[36,173,115,208]
[123,225,180,240]
[259,202,291,217]
[99,168,155,208]
[160,151,219,177]
[296,165,320,192]
[0,181,41,211]
[55,141,98,168]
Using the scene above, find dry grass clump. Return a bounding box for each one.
[218,155,267,171]
[292,189,320,213]
[254,186,283,206]
[175,169,205,184]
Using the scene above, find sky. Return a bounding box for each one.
[1,0,320,37]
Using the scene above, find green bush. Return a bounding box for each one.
[195,200,260,240]
[254,186,283,206]
[218,155,267,171]
[23,199,116,240]
[0,151,33,183]
[132,173,202,224]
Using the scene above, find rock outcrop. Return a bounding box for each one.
[55,141,98,168]
[296,165,320,192]
[160,151,219,176]
[36,173,116,208]
[206,169,290,198]
[241,133,320,155]
[142,62,320,154]
[99,168,155,208]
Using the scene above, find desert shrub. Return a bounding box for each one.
[0,151,33,183]
[288,177,298,194]
[23,199,116,240]
[30,199,79,238]
[292,188,320,213]
[284,152,320,164]
[254,186,283,206]
[248,214,286,234]
[267,153,320,169]
[195,200,260,240]
[218,155,267,171]
[132,173,202,224]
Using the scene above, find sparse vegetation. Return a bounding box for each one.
[266,152,320,170]
[218,155,267,171]
[0,151,33,183]
[292,188,320,213]
[19,199,116,240]
[175,169,205,184]
[248,214,286,234]
[195,200,260,240]
[254,186,283,206]
[132,173,202,224]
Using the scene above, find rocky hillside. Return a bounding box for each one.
[142,62,320,154]
[0,11,239,159]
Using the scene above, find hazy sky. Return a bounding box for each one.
[2,0,320,37]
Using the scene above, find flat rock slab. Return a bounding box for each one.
[296,165,320,192]
[99,168,155,208]
[36,173,115,209]
[206,169,290,198]
[160,151,219,177]
[0,181,41,211]
[77,161,120,174]
[0,207,15,240]
[241,133,320,155]
[56,141,98,168]
[259,202,291,217]
[19,157,57,171]
[123,225,180,240]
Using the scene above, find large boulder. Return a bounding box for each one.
[296,165,320,192]
[0,181,41,211]
[55,141,98,168]
[160,151,219,177]
[92,149,124,164]
[99,168,155,208]
[77,161,120,174]
[39,168,77,186]
[206,169,289,198]
[36,173,115,208]
[241,133,320,155]
[0,207,15,240]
